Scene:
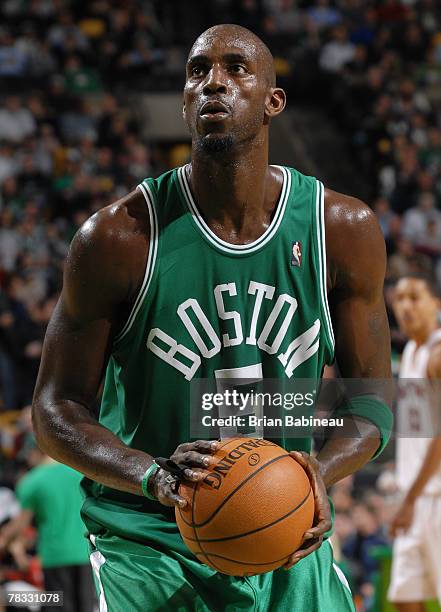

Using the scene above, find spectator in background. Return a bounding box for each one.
[64,54,102,95]
[418,126,441,177]
[373,196,401,251]
[128,143,152,182]
[0,28,27,78]
[389,144,422,214]
[0,209,22,273]
[0,446,95,612]
[27,39,57,79]
[47,11,89,57]
[0,305,17,412]
[398,22,428,65]
[306,0,342,32]
[387,236,433,281]
[17,156,50,201]
[0,487,20,529]
[417,46,441,108]
[342,502,389,609]
[0,97,36,144]
[319,25,355,73]
[59,98,97,144]
[402,191,441,255]
[0,145,17,186]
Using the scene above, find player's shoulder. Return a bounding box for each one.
[324,187,384,252]
[69,188,150,269]
[324,187,378,232]
[323,187,386,292]
[75,189,149,246]
[64,189,150,311]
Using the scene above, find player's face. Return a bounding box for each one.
[392,278,440,339]
[183,32,271,152]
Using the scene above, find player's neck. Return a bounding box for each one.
[412,320,439,347]
[41,456,58,465]
[188,145,279,243]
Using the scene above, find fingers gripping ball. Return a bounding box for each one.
[175,438,314,576]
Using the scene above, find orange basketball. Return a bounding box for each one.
[175,438,315,576]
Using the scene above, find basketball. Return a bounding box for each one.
[175,438,315,576]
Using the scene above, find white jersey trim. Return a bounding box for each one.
[113,181,158,345]
[315,180,335,350]
[177,164,291,254]
[89,537,108,612]
[333,562,351,593]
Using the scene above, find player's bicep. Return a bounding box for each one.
[35,217,129,408]
[36,296,113,407]
[331,294,391,378]
[326,193,391,379]
[63,215,127,323]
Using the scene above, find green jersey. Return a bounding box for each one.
[17,462,89,568]
[81,165,334,548]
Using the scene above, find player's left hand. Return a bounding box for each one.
[283,451,332,569]
[389,498,415,537]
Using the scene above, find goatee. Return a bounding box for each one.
[196,134,234,154]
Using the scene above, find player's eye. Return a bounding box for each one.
[230,64,247,74]
[190,65,206,77]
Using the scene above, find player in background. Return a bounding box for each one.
[389,274,441,612]
[0,447,95,612]
[31,25,392,611]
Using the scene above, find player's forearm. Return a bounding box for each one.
[405,438,441,502]
[32,396,153,496]
[316,418,381,488]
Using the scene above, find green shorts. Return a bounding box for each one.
[88,532,354,612]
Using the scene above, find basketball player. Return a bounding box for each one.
[32,25,392,611]
[388,274,441,612]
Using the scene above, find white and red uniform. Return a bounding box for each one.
[388,328,441,603]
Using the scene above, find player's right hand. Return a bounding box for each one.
[151,440,219,508]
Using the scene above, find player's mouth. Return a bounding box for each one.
[400,314,415,326]
[199,101,230,121]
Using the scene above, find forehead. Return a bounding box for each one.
[395,278,430,297]
[188,31,260,62]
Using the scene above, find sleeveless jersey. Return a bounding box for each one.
[396,328,441,495]
[81,165,334,544]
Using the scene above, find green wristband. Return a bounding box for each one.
[141,462,159,500]
[334,395,393,460]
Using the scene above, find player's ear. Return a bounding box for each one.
[182,102,186,121]
[264,88,286,121]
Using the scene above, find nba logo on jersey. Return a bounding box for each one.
[291,241,302,267]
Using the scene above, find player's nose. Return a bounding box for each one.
[203,64,227,95]
[400,302,413,317]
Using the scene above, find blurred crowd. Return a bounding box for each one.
[0,0,173,412]
[307,0,441,333]
[330,467,400,611]
[0,1,441,610]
